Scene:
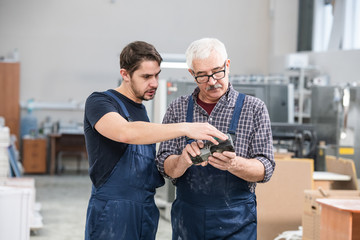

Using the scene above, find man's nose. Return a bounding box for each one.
[207,76,217,85]
[149,77,159,87]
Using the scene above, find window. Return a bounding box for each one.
[302,0,360,52]
[312,0,333,51]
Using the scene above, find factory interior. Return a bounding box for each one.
[1,0,360,239]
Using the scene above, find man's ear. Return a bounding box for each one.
[188,68,194,75]
[120,69,130,82]
[226,59,230,74]
[188,69,196,83]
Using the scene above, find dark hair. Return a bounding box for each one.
[120,41,162,77]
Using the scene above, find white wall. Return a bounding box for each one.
[267,1,360,85]
[307,50,360,84]
[0,0,276,124]
[3,0,358,126]
[270,47,360,86]
[268,0,298,56]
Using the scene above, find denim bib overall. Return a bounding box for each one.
[85,91,164,240]
[171,93,257,240]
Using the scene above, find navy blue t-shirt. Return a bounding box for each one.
[84,89,150,188]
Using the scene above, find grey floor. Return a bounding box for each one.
[29,172,172,240]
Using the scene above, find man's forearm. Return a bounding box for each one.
[164,154,191,179]
[228,157,265,182]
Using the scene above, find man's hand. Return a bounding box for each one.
[208,151,237,171]
[164,140,209,179]
[184,123,227,145]
[208,152,266,182]
[180,140,207,167]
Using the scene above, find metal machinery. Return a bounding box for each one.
[231,79,319,165]
[231,82,294,123]
[271,122,318,160]
[311,85,360,174]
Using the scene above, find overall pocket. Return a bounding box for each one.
[205,199,257,239]
[128,145,156,189]
[90,199,143,240]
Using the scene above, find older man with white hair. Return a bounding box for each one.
[156,38,275,239]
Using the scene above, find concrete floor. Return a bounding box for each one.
[26,167,360,240]
[29,172,172,240]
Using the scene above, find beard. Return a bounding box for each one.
[133,87,157,101]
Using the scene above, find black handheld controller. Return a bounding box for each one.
[190,133,235,164]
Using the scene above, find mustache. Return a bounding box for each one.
[206,84,222,91]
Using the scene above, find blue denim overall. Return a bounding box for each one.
[85,91,164,240]
[171,93,257,240]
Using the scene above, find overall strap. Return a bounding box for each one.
[228,93,246,135]
[186,95,194,123]
[185,96,195,144]
[103,90,133,122]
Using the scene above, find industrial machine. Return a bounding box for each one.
[271,123,318,165]
[232,83,294,123]
[311,85,360,174]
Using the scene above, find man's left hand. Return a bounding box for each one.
[208,151,237,171]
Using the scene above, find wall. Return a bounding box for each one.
[3,0,357,125]
[0,0,277,125]
[268,0,299,56]
[270,49,360,85]
[307,50,360,84]
[267,1,360,85]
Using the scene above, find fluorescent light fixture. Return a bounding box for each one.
[160,53,188,69]
[161,62,188,69]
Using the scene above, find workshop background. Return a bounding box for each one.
[1,0,360,239]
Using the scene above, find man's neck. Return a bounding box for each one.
[115,85,142,104]
[197,97,217,115]
[197,92,220,104]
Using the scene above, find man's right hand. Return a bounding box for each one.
[164,140,208,179]
[184,122,227,145]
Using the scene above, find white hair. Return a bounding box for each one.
[185,38,228,69]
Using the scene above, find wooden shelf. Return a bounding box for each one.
[0,62,20,147]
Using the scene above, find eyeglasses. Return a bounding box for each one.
[193,61,227,84]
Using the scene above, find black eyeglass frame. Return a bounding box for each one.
[192,61,227,84]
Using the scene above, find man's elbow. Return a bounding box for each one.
[115,134,132,143]
[112,125,136,143]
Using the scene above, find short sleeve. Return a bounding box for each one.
[85,92,118,129]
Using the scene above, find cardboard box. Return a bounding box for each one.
[302,189,360,240]
[256,158,314,240]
